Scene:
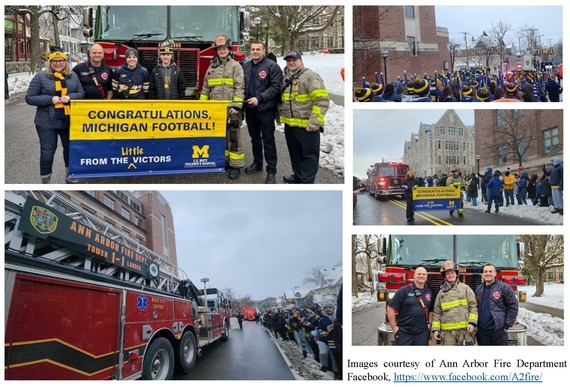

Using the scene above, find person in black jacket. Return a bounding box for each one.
[475,264,518,346]
[149,43,186,100]
[402,170,419,222]
[243,42,283,184]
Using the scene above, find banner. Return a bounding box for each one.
[412,186,461,211]
[18,197,159,278]
[69,100,228,178]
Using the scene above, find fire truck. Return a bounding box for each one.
[82,6,249,96]
[242,306,256,321]
[5,191,231,380]
[375,235,528,346]
[367,161,409,199]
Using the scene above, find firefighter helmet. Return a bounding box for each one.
[158,40,173,55]
[440,259,458,273]
[212,35,232,49]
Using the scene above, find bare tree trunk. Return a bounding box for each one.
[533,267,544,297]
[352,235,358,297]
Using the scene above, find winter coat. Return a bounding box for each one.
[475,280,518,331]
[403,176,418,198]
[536,176,550,196]
[467,177,478,198]
[481,168,493,186]
[486,176,503,197]
[25,70,85,129]
[112,62,150,99]
[200,56,245,110]
[527,176,537,199]
[516,172,529,199]
[149,63,186,99]
[503,173,515,190]
[543,157,563,189]
[545,79,562,102]
[432,280,478,332]
[243,56,283,113]
[278,64,329,131]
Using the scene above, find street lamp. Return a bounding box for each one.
[382,50,389,84]
[253,16,262,40]
[201,277,209,309]
[475,154,481,189]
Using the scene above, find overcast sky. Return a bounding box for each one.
[160,190,342,301]
[435,6,563,50]
[353,109,474,178]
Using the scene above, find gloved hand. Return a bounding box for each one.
[402,185,408,189]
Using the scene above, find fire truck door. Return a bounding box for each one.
[5,273,123,380]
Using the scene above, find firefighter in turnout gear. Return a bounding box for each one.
[446,168,464,217]
[200,35,245,179]
[431,260,478,345]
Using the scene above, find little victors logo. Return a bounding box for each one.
[30,205,58,234]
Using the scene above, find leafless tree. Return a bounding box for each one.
[518,235,564,297]
[352,234,382,297]
[489,20,511,72]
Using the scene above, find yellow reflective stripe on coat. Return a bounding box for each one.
[310,88,328,99]
[233,96,244,103]
[431,321,441,330]
[440,298,468,310]
[207,78,235,86]
[312,105,325,126]
[440,321,469,331]
[279,116,309,128]
[199,94,210,101]
[228,152,244,161]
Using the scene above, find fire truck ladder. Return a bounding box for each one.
[5,190,191,297]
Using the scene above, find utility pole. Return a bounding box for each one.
[461,32,469,68]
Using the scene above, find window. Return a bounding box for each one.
[498,145,508,165]
[497,110,507,126]
[104,196,115,210]
[517,139,527,162]
[439,126,445,135]
[543,127,559,154]
[407,36,417,55]
[458,128,464,137]
[513,109,524,118]
[134,217,143,227]
[161,214,168,247]
[438,140,441,149]
[404,6,415,18]
[121,207,130,220]
[448,126,455,136]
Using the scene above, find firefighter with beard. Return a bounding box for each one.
[200,35,245,179]
[431,260,478,345]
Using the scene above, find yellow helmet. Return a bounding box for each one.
[440,259,458,273]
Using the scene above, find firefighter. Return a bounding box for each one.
[431,260,478,345]
[446,168,464,217]
[200,35,245,179]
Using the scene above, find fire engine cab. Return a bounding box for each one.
[367,161,409,199]
[5,191,230,380]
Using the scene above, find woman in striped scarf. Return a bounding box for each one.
[25,47,84,183]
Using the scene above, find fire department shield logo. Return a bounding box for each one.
[259,70,267,79]
[425,294,431,301]
[29,205,58,234]
[493,291,501,299]
[101,72,109,80]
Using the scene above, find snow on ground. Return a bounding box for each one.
[353,283,564,346]
[7,52,345,177]
[462,190,563,225]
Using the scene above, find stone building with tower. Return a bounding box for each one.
[403,110,475,178]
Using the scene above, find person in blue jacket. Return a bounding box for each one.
[485,170,502,214]
[112,47,150,99]
[475,264,518,345]
[25,47,84,184]
[543,156,563,215]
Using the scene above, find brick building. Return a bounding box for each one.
[63,190,178,267]
[474,110,563,175]
[403,110,475,177]
[353,5,450,85]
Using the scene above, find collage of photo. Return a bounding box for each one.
[2,3,566,384]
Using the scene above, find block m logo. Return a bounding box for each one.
[192,145,210,158]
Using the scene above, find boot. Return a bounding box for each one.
[41,174,51,184]
[66,168,79,184]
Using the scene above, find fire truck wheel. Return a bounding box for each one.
[142,337,175,380]
[176,331,197,374]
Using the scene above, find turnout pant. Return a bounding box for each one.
[284,124,320,184]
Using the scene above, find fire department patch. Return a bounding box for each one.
[493,291,501,299]
[259,70,267,79]
[425,294,431,301]
[29,205,58,234]
[101,72,109,80]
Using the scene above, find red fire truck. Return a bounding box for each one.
[367,161,409,199]
[375,235,527,346]
[242,306,256,321]
[5,191,231,380]
[82,6,249,96]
